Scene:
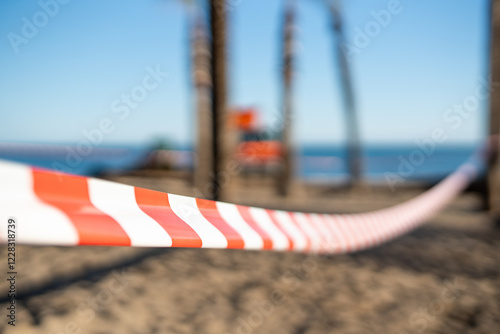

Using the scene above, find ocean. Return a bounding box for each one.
[299,144,478,183]
[0,142,478,182]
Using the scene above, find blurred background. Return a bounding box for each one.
[1,1,500,333]
[0,0,491,191]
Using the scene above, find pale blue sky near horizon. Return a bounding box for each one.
[0,0,490,148]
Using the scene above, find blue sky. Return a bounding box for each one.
[0,0,490,147]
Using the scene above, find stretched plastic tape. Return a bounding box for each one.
[0,154,481,253]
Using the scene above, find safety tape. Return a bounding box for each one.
[0,153,482,253]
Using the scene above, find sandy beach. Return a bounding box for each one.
[1,0,497,332]
[0,173,499,334]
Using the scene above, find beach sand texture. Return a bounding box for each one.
[0,175,499,334]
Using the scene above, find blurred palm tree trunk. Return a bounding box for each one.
[191,12,214,198]
[328,0,363,188]
[278,0,297,196]
[488,0,500,222]
[210,0,232,200]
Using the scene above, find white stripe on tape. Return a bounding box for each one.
[0,161,78,245]
[248,207,289,251]
[335,214,356,250]
[309,214,334,251]
[168,194,228,248]
[322,214,347,253]
[216,202,264,250]
[88,179,173,247]
[292,212,321,252]
[272,210,307,252]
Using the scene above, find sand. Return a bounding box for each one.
[0,174,499,334]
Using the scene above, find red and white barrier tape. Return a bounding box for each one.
[0,155,481,253]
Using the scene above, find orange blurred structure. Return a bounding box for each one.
[231,108,257,132]
[236,141,282,166]
[231,108,282,167]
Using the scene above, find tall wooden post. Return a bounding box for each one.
[210,0,233,201]
[191,15,213,199]
[329,0,363,188]
[278,0,296,196]
[489,0,500,222]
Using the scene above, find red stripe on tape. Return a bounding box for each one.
[32,169,131,246]
[196,199,245,249]
[134,187,203,248]
[266,210,294,250]
[237,205,273,250]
